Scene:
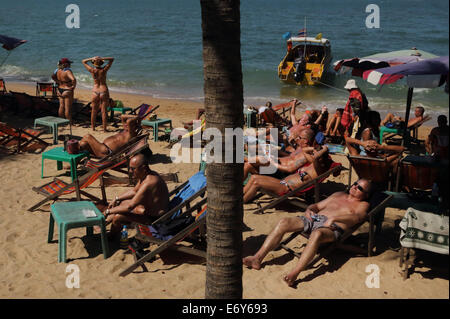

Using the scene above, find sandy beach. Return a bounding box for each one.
[0,82,448,300]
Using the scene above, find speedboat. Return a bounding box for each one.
[278,34,332,86]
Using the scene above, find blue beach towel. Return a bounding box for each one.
[149,171,206,240]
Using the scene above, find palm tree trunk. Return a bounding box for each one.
[200,0,244,299]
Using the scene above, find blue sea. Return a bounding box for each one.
[1,0,448,118]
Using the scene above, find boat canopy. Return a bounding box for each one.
[288,36,330,45]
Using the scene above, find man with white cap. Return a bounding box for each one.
[340,79,369,137]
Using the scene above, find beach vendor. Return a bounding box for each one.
[103,153,169,238]
[340,79,369,137]
[52,58,76,124]
[82,56,114,132]
[243,178,372,287]
[79,114,141,158]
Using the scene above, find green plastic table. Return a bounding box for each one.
[107,107,132,121]
[379,126,400,144]
[141,118,173,141]
[34,116,70,144]
[49,201,109,263]
[42,147,90,181]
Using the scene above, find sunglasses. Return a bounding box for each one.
[352,181,367,193]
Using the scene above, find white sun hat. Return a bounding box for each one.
[344,79,358,90]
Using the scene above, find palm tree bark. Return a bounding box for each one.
[200,0,244,299]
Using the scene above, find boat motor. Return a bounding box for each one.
[293,57,306,83]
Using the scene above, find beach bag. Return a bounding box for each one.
[66,139,80,154]
[150,214,195,240]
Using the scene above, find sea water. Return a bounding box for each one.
[0,0,448,119]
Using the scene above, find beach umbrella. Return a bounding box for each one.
[362,55,449,145]
[333,48,438,77]
[0,34,27,69]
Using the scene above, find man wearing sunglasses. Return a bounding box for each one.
[102,153,169,238]
[243,178,372,287]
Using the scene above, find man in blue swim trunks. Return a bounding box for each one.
[243,178,372,287]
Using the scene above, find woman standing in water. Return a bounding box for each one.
[82,56,114,131]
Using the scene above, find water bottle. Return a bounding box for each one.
[120,225,129,250]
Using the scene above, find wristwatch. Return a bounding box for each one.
[105,208,111,216]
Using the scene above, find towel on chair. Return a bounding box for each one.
[399,207,449,255]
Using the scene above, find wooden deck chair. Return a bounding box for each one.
[119,171,207,277]
[394,155,442,192]
[0,121,49,153]
[380,115,431,145]
[347,154,394,191]
[279,192,393,271]
[272,100,294,119]
[0,78,6,94]
[253,161,344,214]
[36,82,56,98]
[27,134,149,211]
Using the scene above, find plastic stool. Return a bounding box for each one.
[48,201,109,263]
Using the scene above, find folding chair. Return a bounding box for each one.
[128,103,160,119]
[119,171,207,277]
[253,162,344,214]
[28,134,149,211]
[279,192,393,269]
[347,154,393,191]
[0,121,49,153]
[394,155,441,192]
[0,78,7,94]
[380,115,431,145]
[36,82,56,98]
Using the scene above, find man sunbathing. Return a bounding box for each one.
[103,153,169,237]
[243,128,315,182]
[243,178,372,287]
[79,114,142,158]
[243,143,331,203]
[380,106,425,129]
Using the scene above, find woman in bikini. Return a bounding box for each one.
[52,58,76,123]
[82,56,114,132]
[243,145,331,203]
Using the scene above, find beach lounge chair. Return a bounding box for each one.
[347,154,394,191]
[27,134,149,212]
[119,171,207,277]
[379,115,431,145]
[0,78,6,94]
[0,121,49,153]
[36,82,56,98]
[253,161,344,214]
[279,191,393,270]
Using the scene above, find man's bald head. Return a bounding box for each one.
[130,153,148,168]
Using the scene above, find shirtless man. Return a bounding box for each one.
[243,144,332,203]
[52,58,76,123]
[82,56,114,131]
[381,106,425,129]
[243,128,315,182]
[79,114,141,158]
[243,178,372,287]
[103,153,169,236]
[426,115,449,159]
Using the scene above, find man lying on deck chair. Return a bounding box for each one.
[243,141,332,203]
[243,178,372,287]
[79,114,142,158]
[103,153,169,238]
[244,127,316,182]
